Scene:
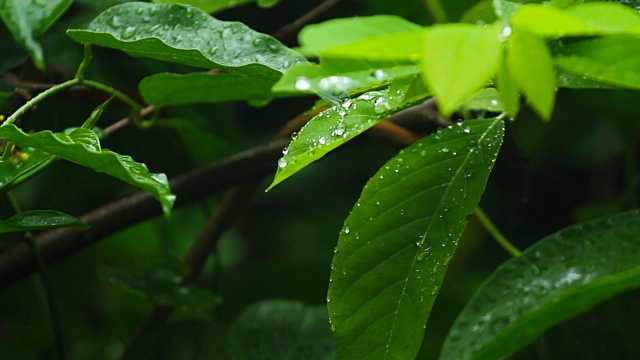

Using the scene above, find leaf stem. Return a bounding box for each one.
[7,192,67,360]
[423,0,449,23]
[2,79,80,126]
[82,80,143,112]
[474,207,521,257]
[75,44,93,81]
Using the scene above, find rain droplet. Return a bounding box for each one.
[441,148,450,153]
[295,77,311,91]
[318,136,326,145]
[277,158,287,168]
[121,26,136,39]
[345,227,350,234]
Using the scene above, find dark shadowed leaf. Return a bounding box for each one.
[441,210,640,360]
[0,210,89,233]
[328,118,505,360]
[0,147,52,195]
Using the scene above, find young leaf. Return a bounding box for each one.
[496,55,520,117]
[550,0,583,9]
[67,2,305,81]
[267,75,429,191]
[422,23,502,117]
[328,118,505,360]
[0,147,52,194]
[462,88,504,113]
[0,125,175,215]
[441,209,640,360]
[0,0,72,69]
[321,30,425,64]
[0,210,89,233]
[227,300,337,360]
[508,28,556,120]
[151,0,253,13]
[460,0,497,25]
[297,16,422,57]
[139,72,276,107]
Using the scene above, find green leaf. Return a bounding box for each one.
[555,36,640,90]
[297,15,422,57]
[492,0,524,22]
[140,72,276,107]
[0,125,175,215]
[550,0,583,9]
[496,55,520,117]
[321,30,425,64]
[0,0,72,69]
[0,210,89,233]
[441,209,640,360]
[507,28,556,120]
[67,2,305,81]
[151,0,253,13]
[460,0,497,25]
[462,88,504,113]
[328,118,505,360]
[267,75,429,191]
[227,300,337,360]
[422,23,502,117]
[556,69,615,89]
[0,147,53,194]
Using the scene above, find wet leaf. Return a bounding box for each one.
[328,118,505,360]
[0,210,89,233]
[320,30,425,64]
[422,23,502,117]
[267,75,429,191]
[139,72,276,107]
[227,300,337,360]
[441,210,640,360]
[496,55,520,117]
[0,0,72,69]
[0,125,175,215]
[151,0,253,13]
[492,0,524,23]
[67,2,305,81]
[0,147,52,194]
[462,88,503,113]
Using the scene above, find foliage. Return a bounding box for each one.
[1,0,640,359]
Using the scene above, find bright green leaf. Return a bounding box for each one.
[267,75,429,191]
[0,0,72,69]
[441,209,640,360]
[328,118,505,360]
[321,30,425,64]
[140,72,276,107]
[556,69,615,89]
[508,28,556,120]
[422,23,502,117]
[0,210,89,233]
[460,0,497,25]
[297,16,422,57]
[462,88,504,113]
[492,0,524,22]
[227,300,337,360]
[67,2,305,81]
[496,55,520,117]
[151,0,253,13]
[0,125,175,215]
[551,0,584,9]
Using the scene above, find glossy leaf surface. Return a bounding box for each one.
[267,75,429,191]
[441,210,640,360]
[462,88,503,113]
[0,125,175,215]
[140,72,276,107]
[151,0,253,13]
[328,118,505,360]
[0,0,72,69]
[67,2,305,80]
[227,300,337,360]
[321,30,425,64]
[0,210,89,233]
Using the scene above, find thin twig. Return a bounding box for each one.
[272,0,343,40]
[473,207,522,257]
[103,106,155,135]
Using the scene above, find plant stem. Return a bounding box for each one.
[423,0,449,23]
[2,79,80,126]
[75,44,92,81]
[474,207,522,257]
[7,192,67,360]
[82,80,143,112]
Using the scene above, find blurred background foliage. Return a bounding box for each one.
[0,0,639,359]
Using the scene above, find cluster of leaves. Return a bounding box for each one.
[2,0,640,359]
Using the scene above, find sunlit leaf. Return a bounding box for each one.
[321,30,425,64]
[67,2,305,81]
[140,72,276,107]
[227,300,337,360]
[422,23,502,117]
[0,125,175,215]
[550,0,583,9]
[496,55,520,117]
[0,0,72,69]
[441,210,640,360]
[460,0,497,25]
[0,210,89,233]
[328,118,505,360]
[267,75,429,191]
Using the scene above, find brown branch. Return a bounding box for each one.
[272,0,343,40]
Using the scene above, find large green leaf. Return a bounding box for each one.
[227,300,337,360]
[0,125,175,215]
[0,210,89,233]
[320,30,425,64]
[151,0,282,13]
[67,2,305,81]
[297,16,422,57]
[555,36,640,90]
[422,23,502,117]
[267,75,429,191]
[441,210,640,360]
[0,0,72,69]
[139,72,276,107]
[328,118,505,360]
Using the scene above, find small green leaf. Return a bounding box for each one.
[151,0,253,13]
[297,15,422,57]
[460,0,497,25]
[227,300,337,360]
[267,75,429,191]
[0,147,52,194]
[67,2,305,81]
[0,125,175,215]
[508,28,556,120]
[422,23,502,117]
[496,55,520,117]
[462,88,504,113]
[441,209,640,360]
[257,0,280,8]
[328,118,505,360]
[0,0,72,69]
[0,210,89,233]
[140,72,276,107]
